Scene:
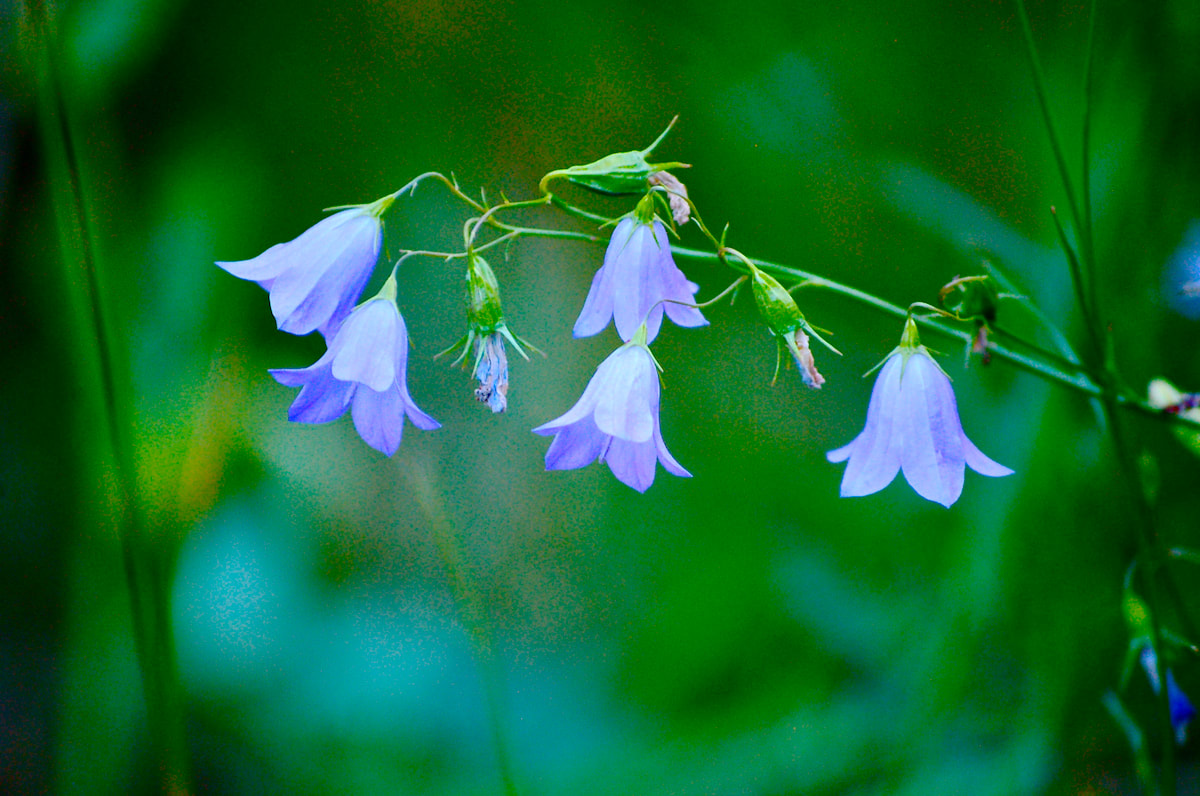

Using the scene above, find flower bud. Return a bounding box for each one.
[940,275,998,363]
[466,253,505,334]
[539,119,686,196]
[748,265,830,388]
[749,266,803,337]
[438,253,535,412]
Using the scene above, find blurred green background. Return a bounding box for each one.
[3,0,1200,793]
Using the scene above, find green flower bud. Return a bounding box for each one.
[466,254,505,334]
[539,119,687,196]
[750,266,804,337]
[748,265,833,388]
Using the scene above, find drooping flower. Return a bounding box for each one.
[826,317,1012,507]
[270,276,438,455]
[1140,644,1196,745]
[217,195,394,337]
[533,328,690,493]
[573,194,707,343]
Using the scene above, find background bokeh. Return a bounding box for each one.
[3,0,1200,793]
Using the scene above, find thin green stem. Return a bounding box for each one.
[983,258,1081,366]
[25,3,190,793]
[1050,207,1105,368]
[1013,0,1086,249]
[1015,0,1108,372]
[1103,400,1175,796]
[407,464,520,796]
[989,325,1087,375]
[1081,0,1100,325]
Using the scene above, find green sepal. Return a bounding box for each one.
[466,254,505,334]
[749,266,804,337]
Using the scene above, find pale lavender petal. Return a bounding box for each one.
[603,436,658,492]
[256,211,366,317]
[658,228,707,330]
[532,350,619,433]
[397,379,440,431]
[217,240,295,288]
[897,353,964,507]
[611,222,659,342]
[268,210,381,335]
[271,362,354,424]
[217,210,368,288]
[592,347,656,442]
[838,353,904,497]
[963,436,1014,477]
[826,441,854,464]
[351,385,405,456]
[573,258,618,338]
[543,419,608,470]
[653,420,692,478]
[330,299,399,392]
[573,218,632,338]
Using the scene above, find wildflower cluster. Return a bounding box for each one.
[216,121,1019,502]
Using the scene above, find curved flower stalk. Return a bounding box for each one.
[573,195,707,343]
[270,276,439,455]
[533,328,689,492]
[827,317,1012,507]
[217,195,394,337]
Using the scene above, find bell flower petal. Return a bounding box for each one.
[573,217,707,344]
[827,344,1012,507]
[218,205,384,337]
[269,295,439,455]
[533,343,690,492]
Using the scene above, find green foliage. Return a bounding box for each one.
[4,0,1200,793]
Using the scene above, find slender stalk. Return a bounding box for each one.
[1080,0,1101,331]
[1104,401,1176,796]
[24,3,189,791]
[407,465,520,796]
[1015,3,1179,790]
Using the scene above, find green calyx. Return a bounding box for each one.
[539,118,687,196]
[466,254,505,334]
[749,265,838,385]
[899,314,922,350]
[365,193,396,218]
[749,265,804,337]
[437,254,537,368]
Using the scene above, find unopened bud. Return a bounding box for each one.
[749,265,832,388]
[466,254,504,333]
[539,119,687,196]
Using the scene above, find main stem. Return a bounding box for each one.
[1104,401,1176,796]
[408,466,520,796]
[25,2,190,791]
